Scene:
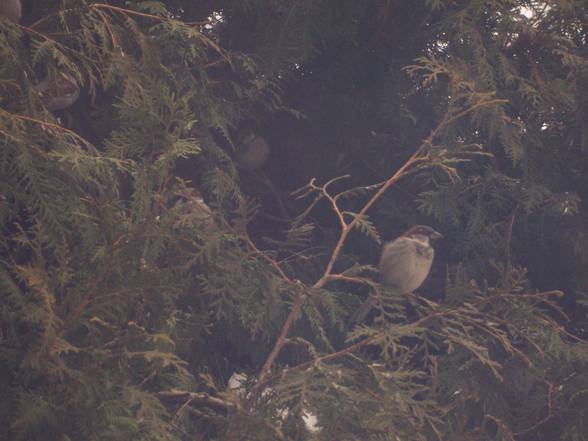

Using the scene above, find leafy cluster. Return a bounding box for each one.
[1,1,588,441]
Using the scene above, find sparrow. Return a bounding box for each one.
[353,225,442,322]
[35,69,80,111]
[237,133,270,172]
[172,187,215,232]
[0,0,21,23]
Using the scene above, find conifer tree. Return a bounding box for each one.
[1,1,588,441]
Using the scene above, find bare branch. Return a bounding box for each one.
[252,96,511,399]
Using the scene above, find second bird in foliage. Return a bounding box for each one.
[0,0,21,23]
[35,69,80,111]
[237,133,270,172]
[353,225,442,322]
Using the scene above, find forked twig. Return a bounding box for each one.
[252,97,505,395]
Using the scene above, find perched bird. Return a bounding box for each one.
[172,187,215,233]
[35,69,80,111]
[0,0,22,23]
[353,225,442,322]
[237,133,270,172]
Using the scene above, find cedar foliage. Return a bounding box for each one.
[1,1,588,441]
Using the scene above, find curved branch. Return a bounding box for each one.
[3,111,95,149]
[253,96,509,397]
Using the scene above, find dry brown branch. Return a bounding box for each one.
[252,96,510,397]
[94,8,118,48]
[484,414,516,441]
[16,22,57,43]
[172,396,194,424]
[242,230,294,284]
[310,175,351,229]
[91,3,167,21]
[91,4,231,63]
[157,390,237,413]
[2,111,94,149]
[326,274,372,285]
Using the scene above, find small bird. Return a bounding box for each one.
[237,133,270,172]
[353,225,442,322]
[0,0,22,23]
[172,188,215,233]
[35,69,80,111]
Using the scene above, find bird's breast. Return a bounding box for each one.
[381,239,434,293]
[401,251,433,293]
[415,242,434,259]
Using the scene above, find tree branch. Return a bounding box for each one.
[252,96,510,399]
[157,389,236,413]
[255,290,564,392]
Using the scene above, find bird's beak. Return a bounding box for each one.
[430,231,443,240]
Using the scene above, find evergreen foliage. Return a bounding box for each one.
[1,1,588,440]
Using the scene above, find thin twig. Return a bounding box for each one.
[172,397,194,424]
[326,274,372,285]
[94,8,118,48]
[17,23,58,42]
[91,3,166,21]
[311,175,351,229]
[252,96,508,397]
[2,111,94,149]
[91,3,231,63]
[243,232,293,284]
[157,390,236,412]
